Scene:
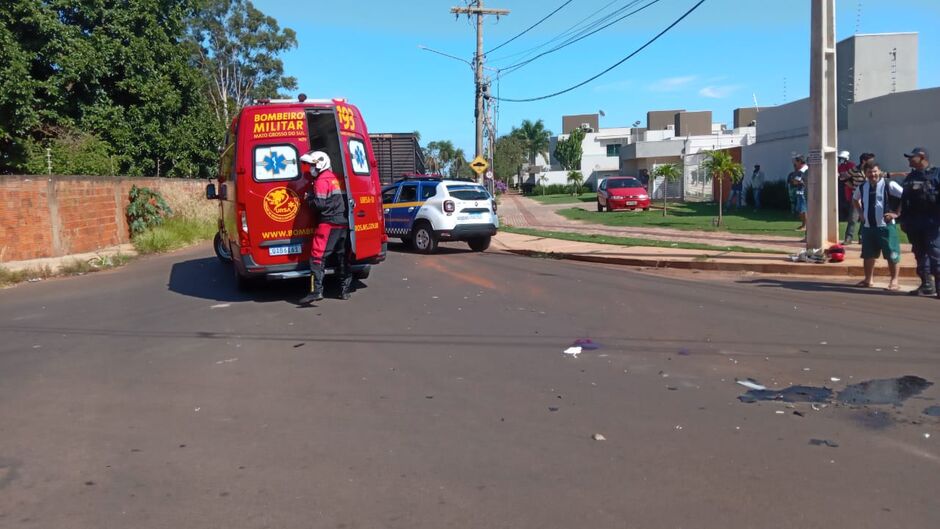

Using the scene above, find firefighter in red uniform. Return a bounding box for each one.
[299,151,353,303]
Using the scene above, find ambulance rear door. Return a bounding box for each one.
[333,103,384,261]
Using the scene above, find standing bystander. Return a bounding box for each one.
[898,147,940,297]
[788,156,809,231]
[853,162,903,290]
[750,164,764,210]
[840,152,874,244]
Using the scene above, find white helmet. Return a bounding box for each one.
[300,151,331,174]
[838,150,850,160]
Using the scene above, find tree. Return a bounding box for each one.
[493,135,526,183]
[511,119,552,166]
[567,171,584,195]
[701,150,744,227]
[188,0,298,129]
[553,127,585,172]
[0,0,221,176]
[652,163,682,216]
[450,147,468,178]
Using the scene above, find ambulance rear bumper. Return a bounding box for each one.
[237,253,373,280]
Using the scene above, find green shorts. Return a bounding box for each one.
[860,225,901,263]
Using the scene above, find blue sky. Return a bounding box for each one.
[256,0,940,153]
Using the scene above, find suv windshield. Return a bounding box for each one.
[447,185,490,201]
[607,178,643,189]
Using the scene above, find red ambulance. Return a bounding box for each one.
[206,95,386,288]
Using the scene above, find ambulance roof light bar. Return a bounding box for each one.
[252,93,335,105]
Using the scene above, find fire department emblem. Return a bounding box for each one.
[262,187,300,223]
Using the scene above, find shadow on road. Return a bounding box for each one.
[741,278,907,297]
[387,241,475,255]
[167,257,305,304]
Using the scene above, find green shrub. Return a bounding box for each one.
[754,180,791,211]
[132,216,215,254]
[525,183,575,196]
[127,185,173,236]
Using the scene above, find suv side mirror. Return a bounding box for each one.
[206,183,218,200]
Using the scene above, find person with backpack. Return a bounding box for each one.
[898,147,940,297]
[853,162,903,291]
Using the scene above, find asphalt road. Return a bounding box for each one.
[1,243,938,529]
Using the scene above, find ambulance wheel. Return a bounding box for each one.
[214,232,232,263]
[354,266,371,280]
[468,236,491,252]
[411,223,438,254]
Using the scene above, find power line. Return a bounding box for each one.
[495,0,707,103]
[499,0,661,77]
[485,0,575,55]
[488,0,623,63]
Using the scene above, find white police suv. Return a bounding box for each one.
[381,177,499,253]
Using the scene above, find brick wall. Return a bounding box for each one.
[0,176,214,263]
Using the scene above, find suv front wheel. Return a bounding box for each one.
[411,222,438,254]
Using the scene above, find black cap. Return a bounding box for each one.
[903,147,929,159]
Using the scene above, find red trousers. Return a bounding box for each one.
[310,222,348,267]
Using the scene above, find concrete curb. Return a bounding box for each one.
[501,248,918,278]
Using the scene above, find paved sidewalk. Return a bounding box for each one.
[502,194,813,253]
[496,195,918,279]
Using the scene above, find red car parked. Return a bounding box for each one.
[597,177,650,212]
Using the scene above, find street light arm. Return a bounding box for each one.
[417,45,474,69]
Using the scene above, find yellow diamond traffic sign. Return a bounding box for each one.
[470,156,489,175]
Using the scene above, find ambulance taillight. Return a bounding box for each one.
[237,206,250,253]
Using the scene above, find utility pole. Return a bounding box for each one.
[451,0,509,163]
[807,0,839,249]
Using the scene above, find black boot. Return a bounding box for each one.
[338,259,353,300]
[909,274,936,296]
[299,266,325,304]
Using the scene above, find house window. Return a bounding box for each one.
[606,144,621,157]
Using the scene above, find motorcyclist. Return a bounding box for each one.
[298,151,353,303]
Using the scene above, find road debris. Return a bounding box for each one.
[591,433,606,441]
[572,338,600,350]
[548,407,559,412]
[837,376,933,406]
[739,385,833,404]
[563,346,582,358]
[293,343,305,348]
[677,348,691,356]
[215,358,238,365]
[809,439,839,448]
[736,379,766,391]
[210,303,231,309]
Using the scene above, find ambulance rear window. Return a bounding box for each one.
[253,145,299,182]
[447,185,489,201]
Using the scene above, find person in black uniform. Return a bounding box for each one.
[898,147,940,298]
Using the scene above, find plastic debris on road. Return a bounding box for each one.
[571,338,600,350]
[809,438,839,448]
[736,379,766,391]
[210,303,231,309]
[563,346,582,358]
[591,433,606,441]
[215,358,238,364]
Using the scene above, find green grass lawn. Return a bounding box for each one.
[502,226,787,255]
[558,202,856,240]
[132,216,216,254]
[527,193,596,205]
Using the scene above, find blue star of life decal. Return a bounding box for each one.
[354,144,366,168]
[263,151,287,174]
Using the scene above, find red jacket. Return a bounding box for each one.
[309,170,347,225]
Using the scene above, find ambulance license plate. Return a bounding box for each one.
[269,244,302,256]
[626,201,637,206]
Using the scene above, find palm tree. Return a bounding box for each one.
[651,164,682,216]
[567,170,584,195]
[511,119,552,166]
[451,147,467,178]
[701,150,744,227]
